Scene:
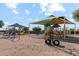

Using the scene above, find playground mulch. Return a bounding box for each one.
[0,34,79,56]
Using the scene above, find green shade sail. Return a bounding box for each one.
[9,23,25,28]
[31,15,74,25]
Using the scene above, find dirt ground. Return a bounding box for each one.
[0,34,79,56]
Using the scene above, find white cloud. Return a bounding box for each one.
[49,4,65,12]
[35,18,40,21]
[5,21,9,25]
[32,4,36,7]
[28,18,32,21]
[25,10,30,15]
[44,12,51,16]
[12,10,18,14]
[69,14,72,17]
[69,14,75,22]
[5,3,18,14]
[5,3,18,9]
[3,21,9,28]
[16,16,24,19]
[69,18,75,23]
[40,3,66,16]
[28,18,40,22]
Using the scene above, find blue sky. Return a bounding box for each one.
[0,3,79,29]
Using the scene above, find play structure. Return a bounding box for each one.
[44,24,61,46]
[2,23,25,40]
[3,29,16,39]
[30,15,76,46]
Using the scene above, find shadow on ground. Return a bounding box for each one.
[60,36,79,44]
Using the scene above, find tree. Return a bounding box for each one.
[73,9,79,21]
[70,28,74,34]
[76,29,79,34]
[32,27,42,34]
[22,27,29,33]
[52,24,60,28]
[0,20,4,28]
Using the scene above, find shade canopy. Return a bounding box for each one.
[31,15,74,25]
[9,23,25,28]
[30,15,76,40]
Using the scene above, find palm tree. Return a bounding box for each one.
[0,20,4,28]
[73,9,79,21]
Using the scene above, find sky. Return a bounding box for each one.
[0,3,79,30]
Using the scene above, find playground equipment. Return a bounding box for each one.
[30,15,76,46]
[44,27,60,46]
[3,30,16,39]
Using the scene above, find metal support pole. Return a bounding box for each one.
[29,23,30,38]
[64,20,66,40]
[74,24,76,35]
[18,27,20,40]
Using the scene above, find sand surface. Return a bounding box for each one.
[0,34,79,56]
